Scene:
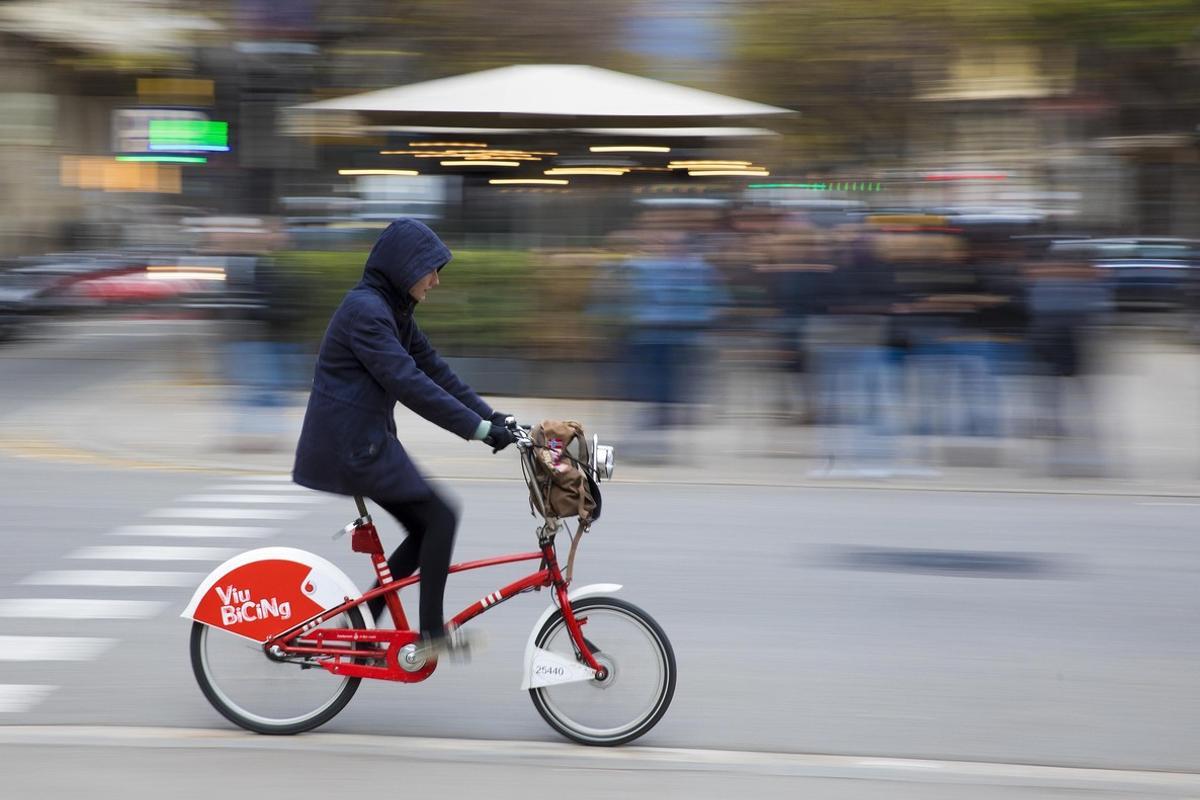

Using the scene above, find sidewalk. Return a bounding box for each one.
[2,333,1198,496]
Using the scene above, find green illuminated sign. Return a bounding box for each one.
[116,155,207,163]
[148,119,228,152]
[748,182,883,192]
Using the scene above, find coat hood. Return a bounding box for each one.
[359,219,453,310]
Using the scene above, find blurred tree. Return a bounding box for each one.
[730,0,1200,162]
[1017,0,1200,137]
[1021,0,1200,49]
[315,0,647,89]
[729,0,948,164]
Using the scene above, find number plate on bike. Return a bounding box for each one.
[528,647,597,689]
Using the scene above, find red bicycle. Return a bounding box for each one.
[182,423,676,746]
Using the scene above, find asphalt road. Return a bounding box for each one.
[3,447,1199,763]
[1,318,1198,797]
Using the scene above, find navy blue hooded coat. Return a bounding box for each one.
[293,220,493,502]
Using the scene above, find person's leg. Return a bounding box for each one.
[410,495,457,638]
[364,530,420,622]
[367,493,458,636]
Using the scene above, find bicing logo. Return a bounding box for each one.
[215,584,293,626]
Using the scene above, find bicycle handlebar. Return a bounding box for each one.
[503,416,534,447]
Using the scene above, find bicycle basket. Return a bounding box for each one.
[526,420,603,526]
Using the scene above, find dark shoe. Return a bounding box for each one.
[416,626,479,664]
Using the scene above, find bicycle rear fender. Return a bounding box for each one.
[520,583,621,690]
[181,547,372,643]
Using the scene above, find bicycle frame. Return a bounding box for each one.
[264,513,602,683]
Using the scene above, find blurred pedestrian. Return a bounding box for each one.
[209,219,300,451]
[616,227,727,461]
[807,224,898,476]
[952,235,1028,440]
[889,231,968,441]
[757,215,837,425]
[223,257,293,449]
[1024,255,1111,475]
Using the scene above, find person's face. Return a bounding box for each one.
[409,269,440,302]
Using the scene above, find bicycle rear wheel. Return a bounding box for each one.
[529,596,675,746]
[190,605,367,735]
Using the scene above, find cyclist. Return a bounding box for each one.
[293,218,515,656]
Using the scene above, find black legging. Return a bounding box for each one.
[365,491,457,638]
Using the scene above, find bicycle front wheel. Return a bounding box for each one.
[190,605,366,735]
[530,596,676,746]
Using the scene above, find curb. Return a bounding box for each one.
[0,726,1197,791]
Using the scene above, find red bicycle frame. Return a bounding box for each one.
[264,514,602,683]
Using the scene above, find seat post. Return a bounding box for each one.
[349,495,408,630]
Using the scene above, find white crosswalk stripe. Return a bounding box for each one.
[0,474,328,716]
[207,483,312,493]
[0,599,166,619]
[110,525,277,538]
[0,685,56,713]
[149,507,303,520]
[180,494,323,505]
[0,636,114,661]
[20,570,202,588]
[67,546,238,561]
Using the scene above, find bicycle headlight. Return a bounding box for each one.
[591,434,615,482]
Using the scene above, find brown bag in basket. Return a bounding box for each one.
[529,420,601,528]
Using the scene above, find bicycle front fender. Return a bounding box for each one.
[181,546,372,643]
[520,583,621,690]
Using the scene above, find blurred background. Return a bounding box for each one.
[3,2,1200,797]
[2,0,1199,481]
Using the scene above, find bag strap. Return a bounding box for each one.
[564,520,589,583]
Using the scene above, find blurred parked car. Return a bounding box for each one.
[0,256,140,339]
[0,253,225,341]
[1049,238,1200,312]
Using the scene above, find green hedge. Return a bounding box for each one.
[276,249,537,354]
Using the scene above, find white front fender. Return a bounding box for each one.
[520,583,621,690]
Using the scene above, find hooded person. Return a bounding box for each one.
[293,219,514,652]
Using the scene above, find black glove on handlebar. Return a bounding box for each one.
[490,411,512,427]
[483,422,516,453]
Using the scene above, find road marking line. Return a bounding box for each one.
[0,599,166,619]
[70,332,161,338]
[181,494,323,505]
[0,438,151,468]
[0,687,56,713]
[20,570,202,588]
[110,525,276,539]
[68,546,239,561]
[232,475,295,482]
[148,508,303,520]
[0,636,114,661]
[0,726,1196,791]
